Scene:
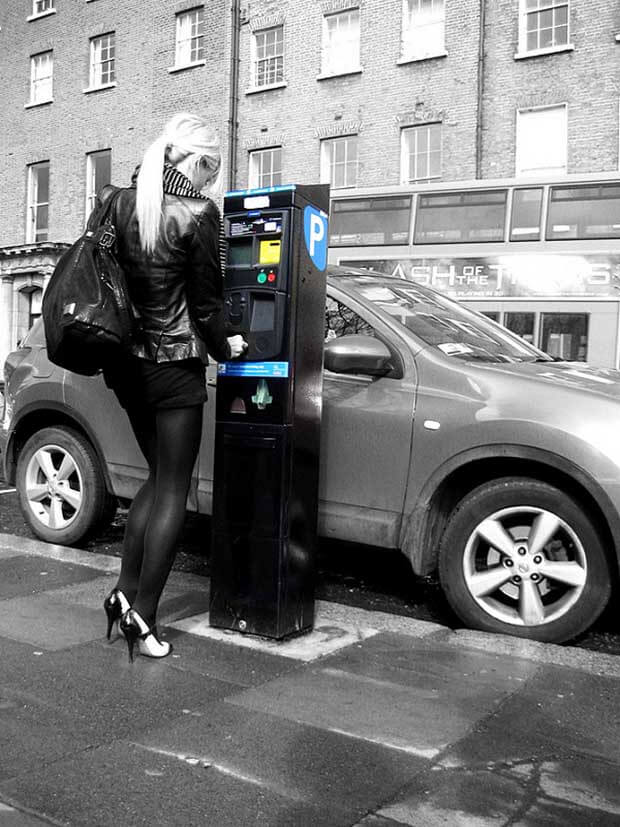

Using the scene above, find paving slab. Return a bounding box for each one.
[0,555,100,600]
[439,660,620,766]
[0,635,239,744]
[137,697,428,820]
[0,740,351,827]
[229,633,538,759]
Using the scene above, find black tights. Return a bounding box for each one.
[115,405,203,626]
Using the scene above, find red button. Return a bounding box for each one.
[267,272,276,283]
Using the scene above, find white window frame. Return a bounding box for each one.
[516,0,573,58]
[400,0,446,62]
[28,51,53,106]
[320,8,361,78]
[28,0,55,20]
[85,149,112,218]
[400,123,442,183]
[251,26,285,89]
[88,32,116,90]
[174,7,205,69]
[26,162,50,244]
[320,136,359,189]
[248,147,283,189]
[515,104,568,177]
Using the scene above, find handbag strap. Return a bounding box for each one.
[87,186,123,233]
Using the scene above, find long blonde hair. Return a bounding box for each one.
[136,113,222,254]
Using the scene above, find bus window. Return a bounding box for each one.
[329,197,412,246]
[510,189,543,241]
[414,190,507,244]
[546,184,620,240]
[540,313,588,361]
[504,312,535,345]
[481,311,500,322]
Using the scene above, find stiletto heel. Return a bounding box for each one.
[103,588,131,641]
[120,609,172,662]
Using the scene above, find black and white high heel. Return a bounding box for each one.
[103,588,131,641]
[120,609,172,662]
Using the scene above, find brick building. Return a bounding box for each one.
[1,0,619,368]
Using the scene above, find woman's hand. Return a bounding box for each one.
[227,335,248,359]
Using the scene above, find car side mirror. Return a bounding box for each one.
[324,334,392,376]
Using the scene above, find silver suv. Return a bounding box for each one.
[3,268,620,644]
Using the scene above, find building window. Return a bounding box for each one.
[401,124,441,183]
[516,105,567,176]
[26,162,50,243]
[85,150,111,217]
[252,26,284,87]
[519,0,569,54]
[175,7,205,67]
[401,0,446,61]
[89,32,116,88]
[32,0,54,15]
[321,9,361,76]
[320,136,359,189]
[248,148,282,189]
[29,51,53,105]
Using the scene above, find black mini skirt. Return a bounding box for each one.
[103,356,208,411]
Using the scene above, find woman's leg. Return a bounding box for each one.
[115,405,158,603]
[132,405,203,626]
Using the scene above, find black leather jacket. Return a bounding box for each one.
[106,184,231,364]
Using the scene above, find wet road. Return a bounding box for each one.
[1,482,619,655]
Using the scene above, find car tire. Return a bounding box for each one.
[16,426,113,546]
[438,477,611,644]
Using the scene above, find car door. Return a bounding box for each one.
[319,286,417,548]
[197,285,417,548]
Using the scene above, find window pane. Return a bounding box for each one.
[504,312,535,344]
[402,0,445,58]
[322,136,358,189]
[402,124,441,183]
[524,1,569,52]
[329,197,411,245]
[541,313,588,361]
[254,26,284,86]
[414,191,507,244]
[546,184,620,240]
[510,188,542,240]
[322,10,360,74]
[516,106,567,176]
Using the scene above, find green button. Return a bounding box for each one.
[257,272,267,284]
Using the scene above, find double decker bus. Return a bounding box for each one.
[327,173,620,367]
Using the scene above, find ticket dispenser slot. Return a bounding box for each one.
[211,184,330,640]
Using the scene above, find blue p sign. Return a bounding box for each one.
[304,206,328,272]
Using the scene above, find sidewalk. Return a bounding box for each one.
[0,532,619,827]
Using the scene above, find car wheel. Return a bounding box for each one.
[16,426,113,546]
[438,477,611,644]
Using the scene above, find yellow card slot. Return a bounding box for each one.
[259,239,281,265]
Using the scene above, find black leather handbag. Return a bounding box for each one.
[42,187,138,376]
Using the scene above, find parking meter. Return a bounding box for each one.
[210,184,329,639]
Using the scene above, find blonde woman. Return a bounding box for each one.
[102,113,246,661]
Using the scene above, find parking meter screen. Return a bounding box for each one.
[250,295,275,332]
[227,240,253,267]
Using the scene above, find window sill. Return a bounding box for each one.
[83,82,117,94]
[245,81,287,95]
[168,60,206,74]
[397,51,448,65]
[316,67,363,80]
[25,99,53,109]
[26,9,56,21]
[514,43,575,60]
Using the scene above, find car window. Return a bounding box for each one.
[341,276,552,364]
[325,297,377,342]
